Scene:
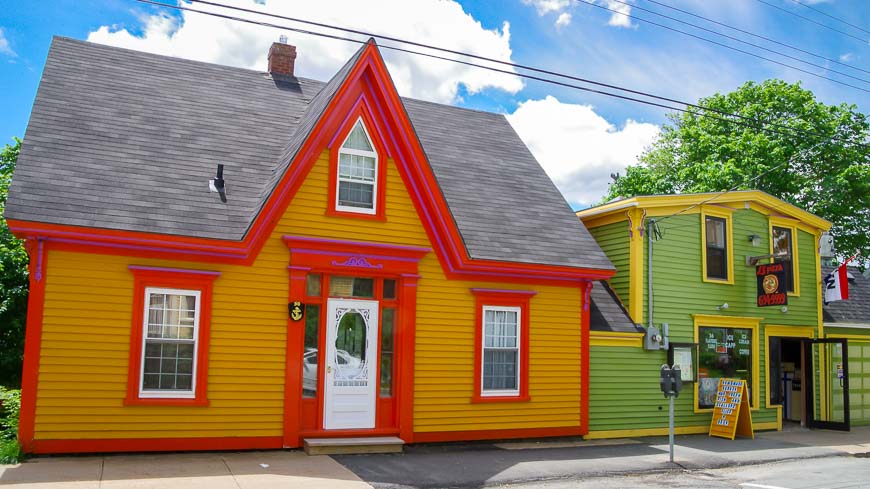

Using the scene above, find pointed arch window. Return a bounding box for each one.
[336,119,378,214]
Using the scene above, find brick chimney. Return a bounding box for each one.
[268,39,297,77]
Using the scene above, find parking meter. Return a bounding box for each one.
[660,365,674,398]
[659,364,683,463]
[660,365,683,398]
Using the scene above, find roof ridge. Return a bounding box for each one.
[249,41,370,225]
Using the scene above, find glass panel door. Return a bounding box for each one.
[803,338,850,431]
[323,298,379,430]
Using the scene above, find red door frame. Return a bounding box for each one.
[282,235,429,447]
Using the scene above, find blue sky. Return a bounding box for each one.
[1,0,868,207]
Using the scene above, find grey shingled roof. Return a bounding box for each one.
[823,266,870,325]
[7,37,612,271]
[589,281,640,333]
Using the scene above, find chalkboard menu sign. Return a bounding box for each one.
[708,378,754,440]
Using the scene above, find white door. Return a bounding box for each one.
[324,299,379,430]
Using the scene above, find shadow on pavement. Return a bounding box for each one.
[334,441,665,489]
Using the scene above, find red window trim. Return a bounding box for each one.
[125,266,220,406]
[326,102,388,221]
[471,288,536,403]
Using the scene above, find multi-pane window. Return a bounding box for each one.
[337,120,378,213]
[772,226,795,292]
[705,216,728,280]
[141,288,199,397]
[481,306,521,396]
[697,326,753,409]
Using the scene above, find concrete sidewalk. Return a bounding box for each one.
[0,450,371,489]
[2,427,869,488]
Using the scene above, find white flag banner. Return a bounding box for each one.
[824,264,849,304]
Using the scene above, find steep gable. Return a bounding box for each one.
[7,37,612,274]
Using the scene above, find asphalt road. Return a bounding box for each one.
[493,455,870,489]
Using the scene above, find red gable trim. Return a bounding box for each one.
[8,41,613,286]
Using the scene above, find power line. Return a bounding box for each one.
[131,0,869,151]
[605,0,870,85]
[786,0,870,35]
[753,0,870,44]
[575,0,870,93]
[182,0,869,149]
[642,0,870,76]
[652,142,826,225]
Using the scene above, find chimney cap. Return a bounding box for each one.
[279,34,288,44]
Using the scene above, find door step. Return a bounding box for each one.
[304,436,404,455]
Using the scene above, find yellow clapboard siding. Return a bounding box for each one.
[36,148,586,439]
[35,429,282,440]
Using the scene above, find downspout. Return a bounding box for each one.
[647,218,654,334]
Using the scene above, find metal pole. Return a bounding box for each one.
[669,394,675,463]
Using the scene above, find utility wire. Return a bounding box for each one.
[173,0,868,149]
[575,0,870,93]
[132,0,868,151]
[605,0,870,85]
[642,0,870,76]
[786,0,870,35]
[753,0,870,44]
[652,142,825,224]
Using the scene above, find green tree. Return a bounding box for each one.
[0,138,28,388]
[606,80,870,262]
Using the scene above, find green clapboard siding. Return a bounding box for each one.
[588,220,630,306]
[644,210,818,337]
[589,207,818,432]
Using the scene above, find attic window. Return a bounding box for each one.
[336,119,378,214]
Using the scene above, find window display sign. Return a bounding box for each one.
[756,262,788,307]
[698,327,752,409]
[708,378,754,440]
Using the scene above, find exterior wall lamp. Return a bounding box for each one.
[748,234,761,247]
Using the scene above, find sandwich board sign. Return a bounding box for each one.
[709,378,754,440]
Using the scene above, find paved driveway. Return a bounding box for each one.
[0,450,371,489]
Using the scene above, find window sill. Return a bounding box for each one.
[472,394,531,404]
[325,209,386,222]
[124,396,209,407]
[701,277,734,285]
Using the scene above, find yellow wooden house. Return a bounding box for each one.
[6,37,615,453]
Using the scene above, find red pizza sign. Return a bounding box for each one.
[756,262,788,307]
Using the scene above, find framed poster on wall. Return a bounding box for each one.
[668,342,696,382]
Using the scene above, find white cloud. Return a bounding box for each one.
[507,96,659,205]
[87,0,522,104]
[603,0,634,28]
[840,52,854,62]
[555,12,573,28]
[522,0,571,15]
[0,28,16,57]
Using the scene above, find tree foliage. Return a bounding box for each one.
[606,80,870,262]
[0,138,28,388]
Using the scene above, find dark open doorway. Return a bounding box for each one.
[769,337,805,426]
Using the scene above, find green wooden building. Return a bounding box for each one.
[823,265,870,426]
[577,190,858,438]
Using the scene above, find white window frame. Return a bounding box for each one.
[480,305,522,397]
[335,117,378,215]
[139,287,201,399]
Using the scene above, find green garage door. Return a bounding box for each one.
[848,342,870,426]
